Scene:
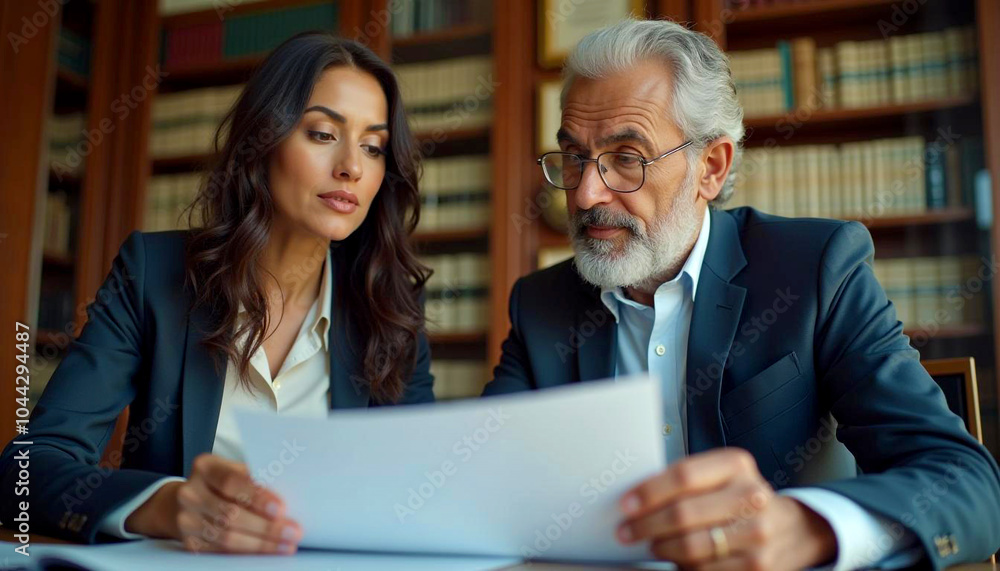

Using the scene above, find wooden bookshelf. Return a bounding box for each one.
[152,153,216,174]
[728,0,900,24]
[853,208,976,229]
[413,228,488,244]
[42,252,75,270]
[743,96,979,140]
[905,324,990,340]
[428,332,488,345]
[391,24,491,49]
[160,0,333,28]
[161,56,264,91]
[56,67,88,92]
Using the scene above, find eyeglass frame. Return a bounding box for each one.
[537,139,694,193]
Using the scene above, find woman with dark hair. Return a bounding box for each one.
[0,32,433,554]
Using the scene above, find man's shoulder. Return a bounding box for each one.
[724,207,871,257]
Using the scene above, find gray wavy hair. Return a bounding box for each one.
[562,18,745,205]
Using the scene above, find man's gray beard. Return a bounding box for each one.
[569,173,700,291]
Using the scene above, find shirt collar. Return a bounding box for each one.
[599,208,712,321]
[236,247,332,351]
[314,248,332,351]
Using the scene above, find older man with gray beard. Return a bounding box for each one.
[483,18,1000,571]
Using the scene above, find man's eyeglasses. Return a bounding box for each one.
[537,140,693,193]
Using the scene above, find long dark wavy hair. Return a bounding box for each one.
[183,32,429,403]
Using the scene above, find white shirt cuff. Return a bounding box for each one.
[97,476,187,539]
[780,487,922,570]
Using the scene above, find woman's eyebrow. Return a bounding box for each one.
[304,105,389,132]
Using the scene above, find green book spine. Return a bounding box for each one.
[777,40,795,111]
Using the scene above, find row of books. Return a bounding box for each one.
[160,2,338,69]
[430,359,489,400]
[873,256,987,329]
[421,253,490,334]
[390,0,492,38]
[43,192,74,258]
[395,56,493,133]
[729,135,984,219]
[145,173,202,232]
[150,85,241,158]
[729,27,978,118]
[416,155,491,233]
[49,113,87,176]
[58,28,91,78]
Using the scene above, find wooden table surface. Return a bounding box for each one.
[1,528,996,570]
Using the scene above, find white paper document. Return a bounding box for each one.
[12,539,519,571]
[235,374,666,562]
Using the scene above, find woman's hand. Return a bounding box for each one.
[125,453,303,554]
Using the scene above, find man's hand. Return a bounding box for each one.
[617,448,837,570]
[125,453,302,554]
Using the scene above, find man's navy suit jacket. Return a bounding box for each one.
[0,231,434,543]
[483,206,1000,568]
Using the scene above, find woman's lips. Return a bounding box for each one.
[317,190,358,214]
[586,225,625,240]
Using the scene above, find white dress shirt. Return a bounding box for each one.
[599,211,921,570]
[98,249,334,539]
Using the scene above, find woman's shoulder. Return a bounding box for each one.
[117,229,193,297]
[136,229,193,256]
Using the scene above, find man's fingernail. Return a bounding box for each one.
[266,502,279,517]
[282,526,298,541]
[621,494,641,514]
[618,526,633,543]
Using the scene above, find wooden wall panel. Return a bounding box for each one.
[0,0,59,443]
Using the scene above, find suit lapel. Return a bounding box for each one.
[686,209,747,454]
[180,301,225,476]
[576,284,618,383]
[327,248,371,409]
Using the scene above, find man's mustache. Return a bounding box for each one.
[571,207,643,238]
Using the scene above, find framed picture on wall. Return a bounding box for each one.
[536,79,562,153]
[537,0,645,68]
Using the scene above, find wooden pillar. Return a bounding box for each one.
[488,0,535,367]
[0,0,60,443]
[656,0,692,22]
[977,0,1000,449]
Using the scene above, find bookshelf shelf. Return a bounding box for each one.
[152,153,215,174]
[413,126,491,157]
[391,24,491,49]
[161,56,263,91]
[49,168,82,188]
[729,0,899,24]
[414,126,489,144]
[413,228,488,244]
[743,96,979,144]
[904,324,989,340]
[56,67,88,92]
[428,332,487,345]
[161,0,330,27]
[54,67,89,113]
[42,251,75,270]
[853,209,976,229]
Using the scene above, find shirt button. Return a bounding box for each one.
[662,424,672,436]
[655,344,666,356]
[274,381,282,390]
